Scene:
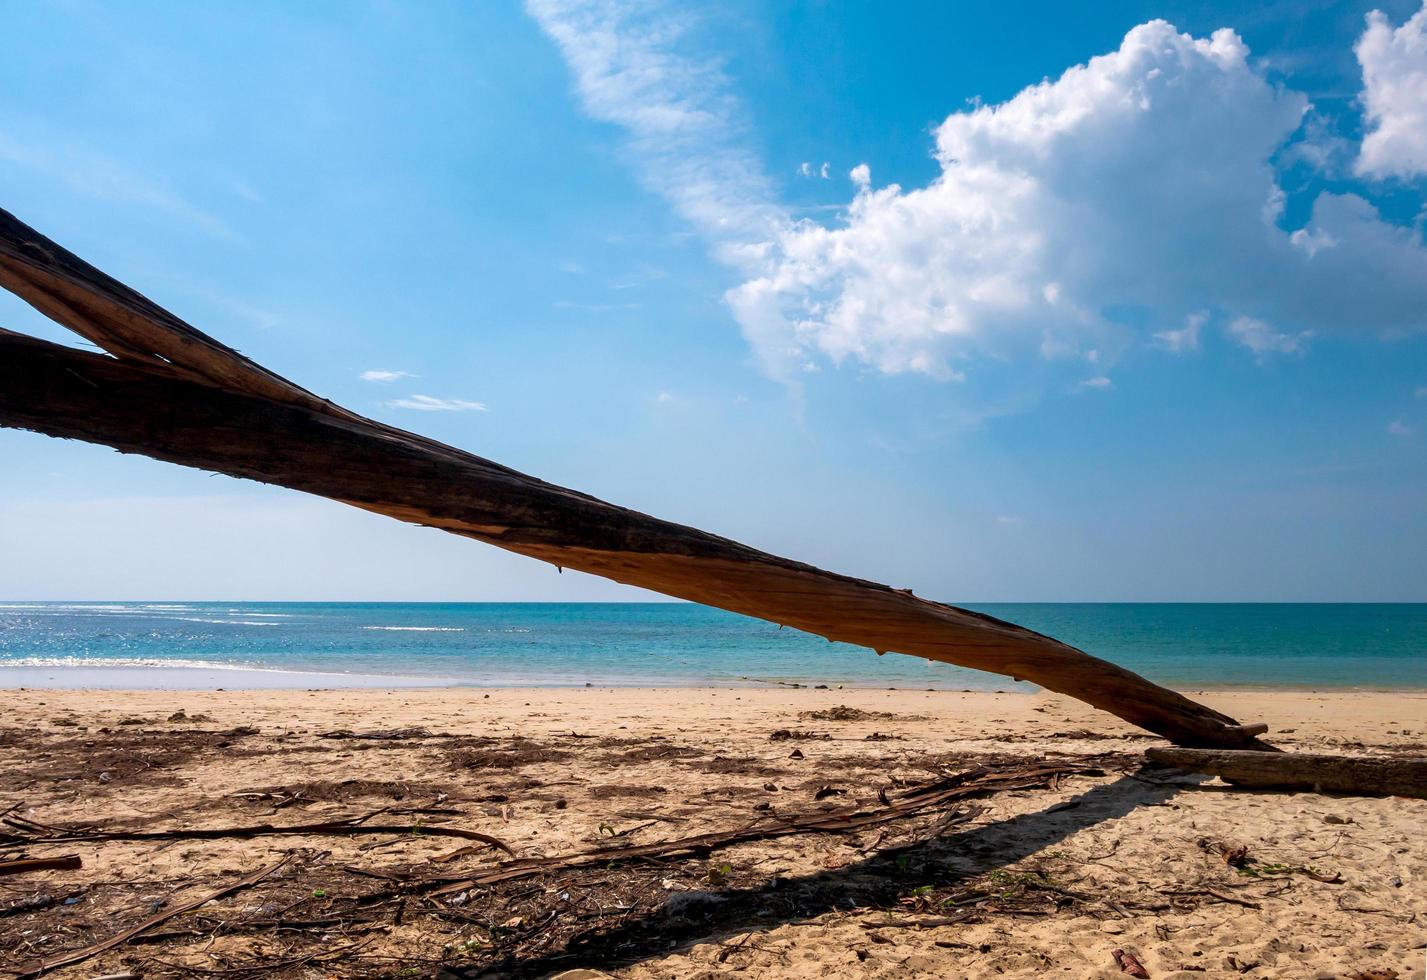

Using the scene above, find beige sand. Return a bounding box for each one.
[1,686,1423,979]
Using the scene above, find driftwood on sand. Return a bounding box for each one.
[1147,747,1427,799]
[2,759,1096,977]
[0,206,1271,748]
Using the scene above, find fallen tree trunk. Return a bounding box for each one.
[1146,747,1427,798]
[0,206,1268,748]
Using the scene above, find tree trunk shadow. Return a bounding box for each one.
[462,765,1202,978]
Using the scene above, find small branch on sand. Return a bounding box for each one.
[1164,886,1262,909]
[0,810,514,856]
[0,855,81,876]
[859,913,973,929]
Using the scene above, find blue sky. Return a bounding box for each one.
[2,0,1425,601]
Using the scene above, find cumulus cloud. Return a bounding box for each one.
[1355,2,1427,179]
[732,21,1427,379]
[534,8,1427,390]
[360,369,414,382]
[386,395,487,412]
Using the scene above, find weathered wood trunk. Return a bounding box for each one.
[0,207,1270,748]
[1147,747,1427,798]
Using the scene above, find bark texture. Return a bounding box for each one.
[1147,747,1427,798]
[0,206,1270,748]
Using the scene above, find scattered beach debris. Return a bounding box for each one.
[800,705,899,722]
[768,729,829,741]
[10,853,293,977]
[1198,838,1250,868]
[1112,947,1150,977]
[0,754,1110,976]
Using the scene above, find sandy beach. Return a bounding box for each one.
[0,686,1422,979]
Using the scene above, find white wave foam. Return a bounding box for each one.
[172,617,282,627]
[1,604,137,612]
[0,656,285,672]
[361,626,466,632]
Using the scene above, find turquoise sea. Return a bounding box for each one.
[0,602,1423,690]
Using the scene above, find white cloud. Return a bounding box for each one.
[360,369,414,383]
[1079,375,1113,390]
[386,395,487,412]
[554,300,641,312]
[731,21,1427,379]
[1154,313,1206,354]
[0,129,232,239]
[655,390,674,402]
[1228,316,1308,357]
[532,9,1427,390]
[525,0,784,262]
[1416,386,1427,397]
[1355,3,1427,179]
[1388,419,1412,436]
[797,161,830,179]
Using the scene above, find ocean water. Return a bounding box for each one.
[0,601,1423,691]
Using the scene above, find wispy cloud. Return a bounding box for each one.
[526,0,784,257]
[797,161,830,179]
[386,395,487,412]
[361,369,415,383]
[1154,313,1206,354]
[0,127,233,239]
[1079,376,1114,390]
[1388,419,1412,436]
[554,300,641,312]
[1229,316,1309,358]
[608,262,667,290]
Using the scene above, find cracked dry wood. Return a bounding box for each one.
[0,206,1269,748]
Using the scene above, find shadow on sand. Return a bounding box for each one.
[463,766,1200,978]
